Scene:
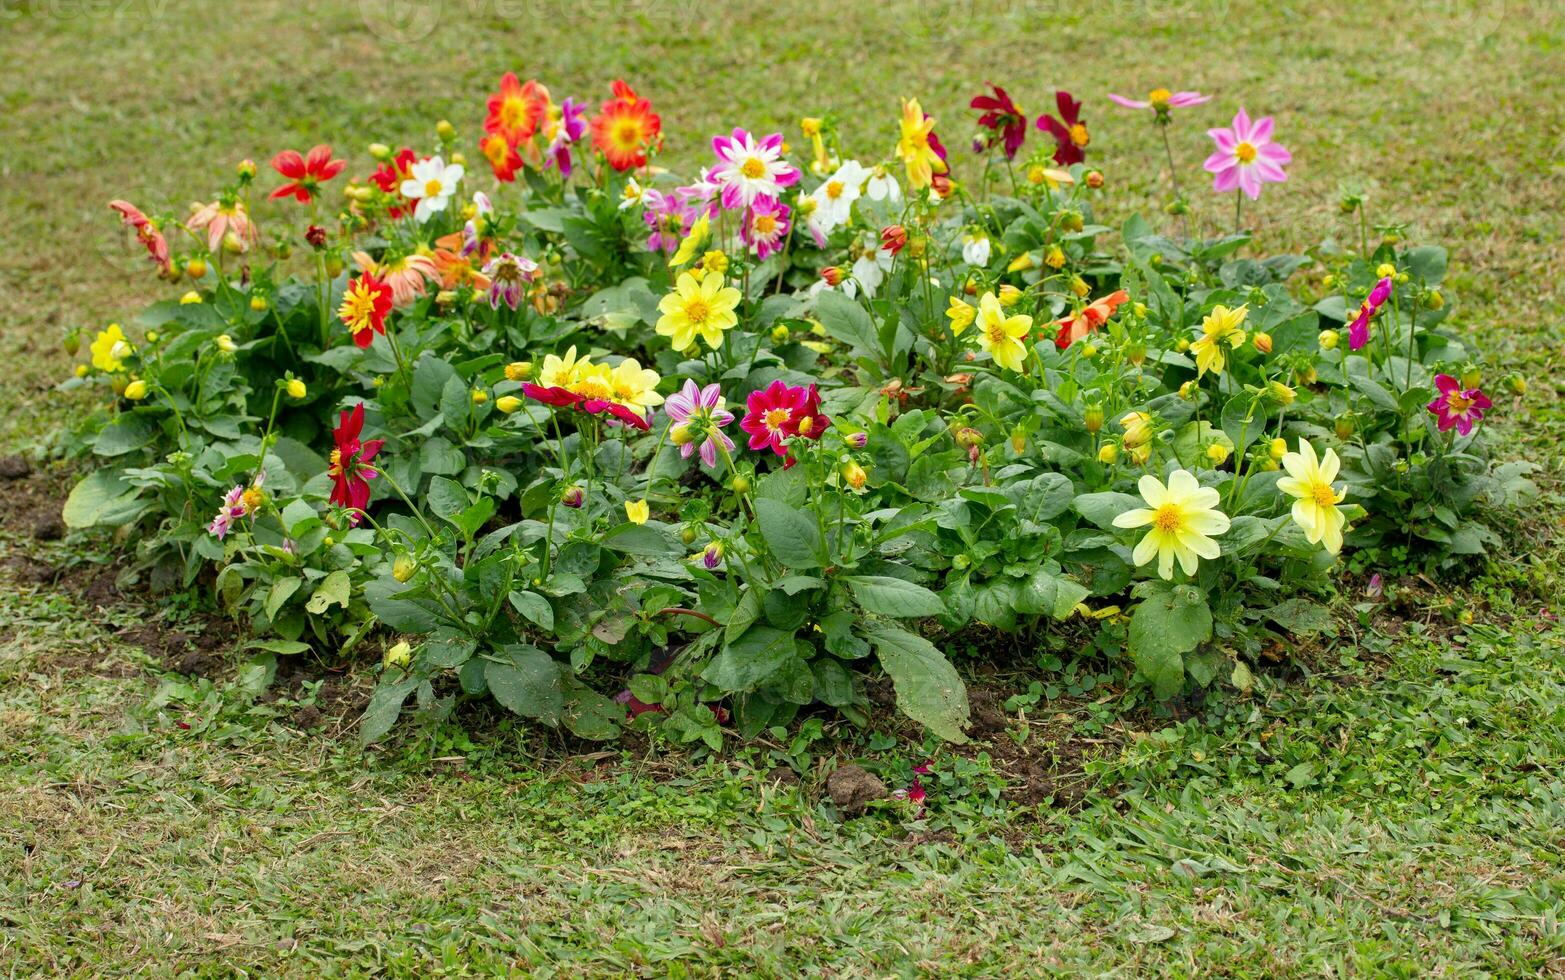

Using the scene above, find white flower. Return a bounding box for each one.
[865,167,901,204]
[400,156,465,224]
[807,159,870,235]
[850,244,895,298]
[619,176,646,211]
[710,128,798,210]
[962,232,992,268]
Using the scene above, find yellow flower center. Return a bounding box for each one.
[764,407,790,430]
[1447,391,1471,414]
[613,120,641,148]
[1153,504,1184,534]
[1310,481,1338,508]
[740,157,767,179]
[1070,123,1089,147]
[985,321,1009,346]
[825,180,845,200]
[798,416,814,435]
[754,214,777,235]
[340,286,378,331]
[328,449,343,475]
[1149,88,1172,108]
[683,297,711,325]
[242,487,264,512]
[1235,142,1257,163]
[424,179,443,197]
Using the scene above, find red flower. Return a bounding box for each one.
[522,383,584,409]
[369,147,417,217]
[339,273,393,349]
[327,404,383,523]
[971,84,1027,160]
[521,383,651,430]
[1036,91,1089,166]
[740,380,830,466]
[484,72,550,148]
[270,144,346,203]
[590,80,662,172]
[480,134,524,183]
[880,224,907,255]
[108,199,173,277]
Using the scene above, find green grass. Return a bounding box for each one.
[3,1,1565,973]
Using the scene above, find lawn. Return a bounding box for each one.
[3,0,1565,974]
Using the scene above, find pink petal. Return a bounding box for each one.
[1238,166,1263,200]
[1232,108,1253,141]
[1254,159,1288,183]
[1203,149,1236,173]
[1258,142,1292,165]
[1108,94,1149,109]
[1248,115,1275,145]
[1168,92,1211,107]
[1212,166,1241,193]
[1207,127,1237,152]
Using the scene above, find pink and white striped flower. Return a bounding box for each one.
[709,128,799,211]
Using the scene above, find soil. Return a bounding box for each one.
[826,764,888,816]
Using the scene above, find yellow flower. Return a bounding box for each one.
[496,395,523,414]
[997,284,1022,307]
[1097,442,1119,464]
[250,294,269,312]
[841,460,868,492]
[471,389,488,404]
[895,98,947,190]
[624,499,650,525]
[946,296,977,335]
[179,291,203,305]
[972,291,1033,372]
[668,212,711,268]
[607,358,665,410]
[1269,438,1287,461]
[700,250,729,275]
[1376,262,1396,278]
[123,379,148,400]
[1205,442,1230,465]
[1120,411,1153,448]
[655,269,742,352]
[216,334,238,353]
[1191,304,1248,377]
[1113,470,1231,580]
[1044,245,1066,269]
[1277,440,1348,554]
[89,323,131,373]
[505,360,533,382]
[74,364,88,378]
[1006,251,1036,273]
[537,346,588,389]
[286,378,307,399]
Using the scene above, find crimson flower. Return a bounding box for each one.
[270,144,346,203]
[520,383,651,431]
[1036,91,1089,166]
[1426,375,1491,436]
[970,84,1027,160]
[740,380,831,465]
[327,404,383,523]
[880,224,907,255]
[338,273,393,349]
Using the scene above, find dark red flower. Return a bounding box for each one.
[971,84,1027,160]
[880,224,907,255]
[327,404,383,523]
[1036,91,1089,166]
[582,398,652,431]
[270,144,346,203]
[522,383,585,409]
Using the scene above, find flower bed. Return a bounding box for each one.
[60,76,1534,746]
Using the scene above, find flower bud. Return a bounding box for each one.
[145,331,158,343]
[1007,251,1036,273]
[680,526,698,545]
[236,158,256,180]
[819,265,843,287]
[561,486,585,508]
[216,334,237,353]
[1178,380,1198,400]
[1252,332,1272,354]
[1425,290,1444,310]
[250,294,269,312]
[1318,329,1339,350]
[1125,342,1146,367]
[1070,276,1089,298]
[929,172,953,198]
[841,460,868,491]
[74,364,89,378]
[1322,274,1336,289]
[1129,443,1150,464]
[1267,380,1296,406]
[1376,263,1396,278]
[997,284,1022,307]
[954,426,983,448]
[185,258,207,280]
[1120,411,1153,448]
[1083,405,1104,433]
[1044,244,1066,269]
[286,378,307,399]
[1064,211,1085,233]
[1010,428,1026,453]
[1335,415,1356,440]
[505,360,533,382]
[436,119,457,142]
[111,374,128,395]
[496,395,522,414]
[731,474,752,495]
[1175,337,1191,352]
[1269,438,1287,461]
[324,255,345,278]
[670,423,693,446]
[701,250,729,275]
[393,555,417,582]
[1205,442,1231,465]
[1081,343,1097,358]
[880,225,907,255]
[64,333,80,356]
[384,641,412,670]
[1086,170,1104,189]
[123,379,148,400]
[471,389,488,405]
[1097,442,1119,464]
[222,231,244,254]
[1460,367,1481,390]
[369,143,392,161]
[180,291,203,305]
[846,431,868,449]
[1504,374,1527,397]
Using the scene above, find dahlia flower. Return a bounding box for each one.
[1113,470,1231,580]
[270,145,345,203]
[399,156,465,223]
[1203,108,1291,200]
[1036,91,1089,166]
[1277,440,1349,554]
[710,128,800,211]
[655,269,741,352]
[327,404,383,523]
[665,380,736,468]
[1426,374,1492,436]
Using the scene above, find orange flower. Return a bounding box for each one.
[483,72,550,148]
[480,134,524,182]
[1052,289,1129,349]
[432,232,492,290]
[590,80,661,171]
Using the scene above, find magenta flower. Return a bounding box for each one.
[742,196,792,260]
[1203,108,1291,200]
[664,379,736,469]
[545,98,588,177]
[481,252,538,310]
[1108,88,1212,115]
[1347,277,1394,351]
[1426,374,1492,436]
[709,128,799,211]
[970,84,1027,160]
[1035,91,1089,166]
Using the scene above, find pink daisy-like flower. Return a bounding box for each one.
[1108,88,1212,114]
[642,190,692,254]
[481,252,538,310]
[742,196,792,260]
[664,379,735,469]
[1426,374,1492,436]
[544,97,588,177]
[1203,108,1291,200]
[1347,277,1394,351]
[740,379,811,457]
[709,128,800,211]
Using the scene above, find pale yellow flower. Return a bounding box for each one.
[1191,304,1248,376]
[972,291,1033,372]
[1277,439,1348,554]
[1113,469,1231,580]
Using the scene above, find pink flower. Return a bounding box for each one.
[1108,88,1212,114]
[544,97,588,177]
[1347,277,1394,351]
[481,252,538,310]
[742,196,791,260]
[1426,374,1492,436]
[709,128,799,211]
[642,190,692,254]
[187,200,256,254]
[740,380,810,457]
[664,380,735,469]
[1203,108,1291,200]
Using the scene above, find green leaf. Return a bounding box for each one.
[62,468,141,528]
[1264,598,1333,636]
[753,498,824,569]
[1013,569,1089,620]
[702,624,796,692]
[561,680,623,740]
[868,625,968,742]
[427,476,469,520]
[1128,583,1211,699]
[359,675,419,747]
[601,523,682,556]
[845,575,945,618]
[508,590,555,631]
[92,415,157,456]
[264,577,302,621]
[813,288,881,357]
[1073,492,1142,530]
[485,646,563,724]
[304,570,352,614]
